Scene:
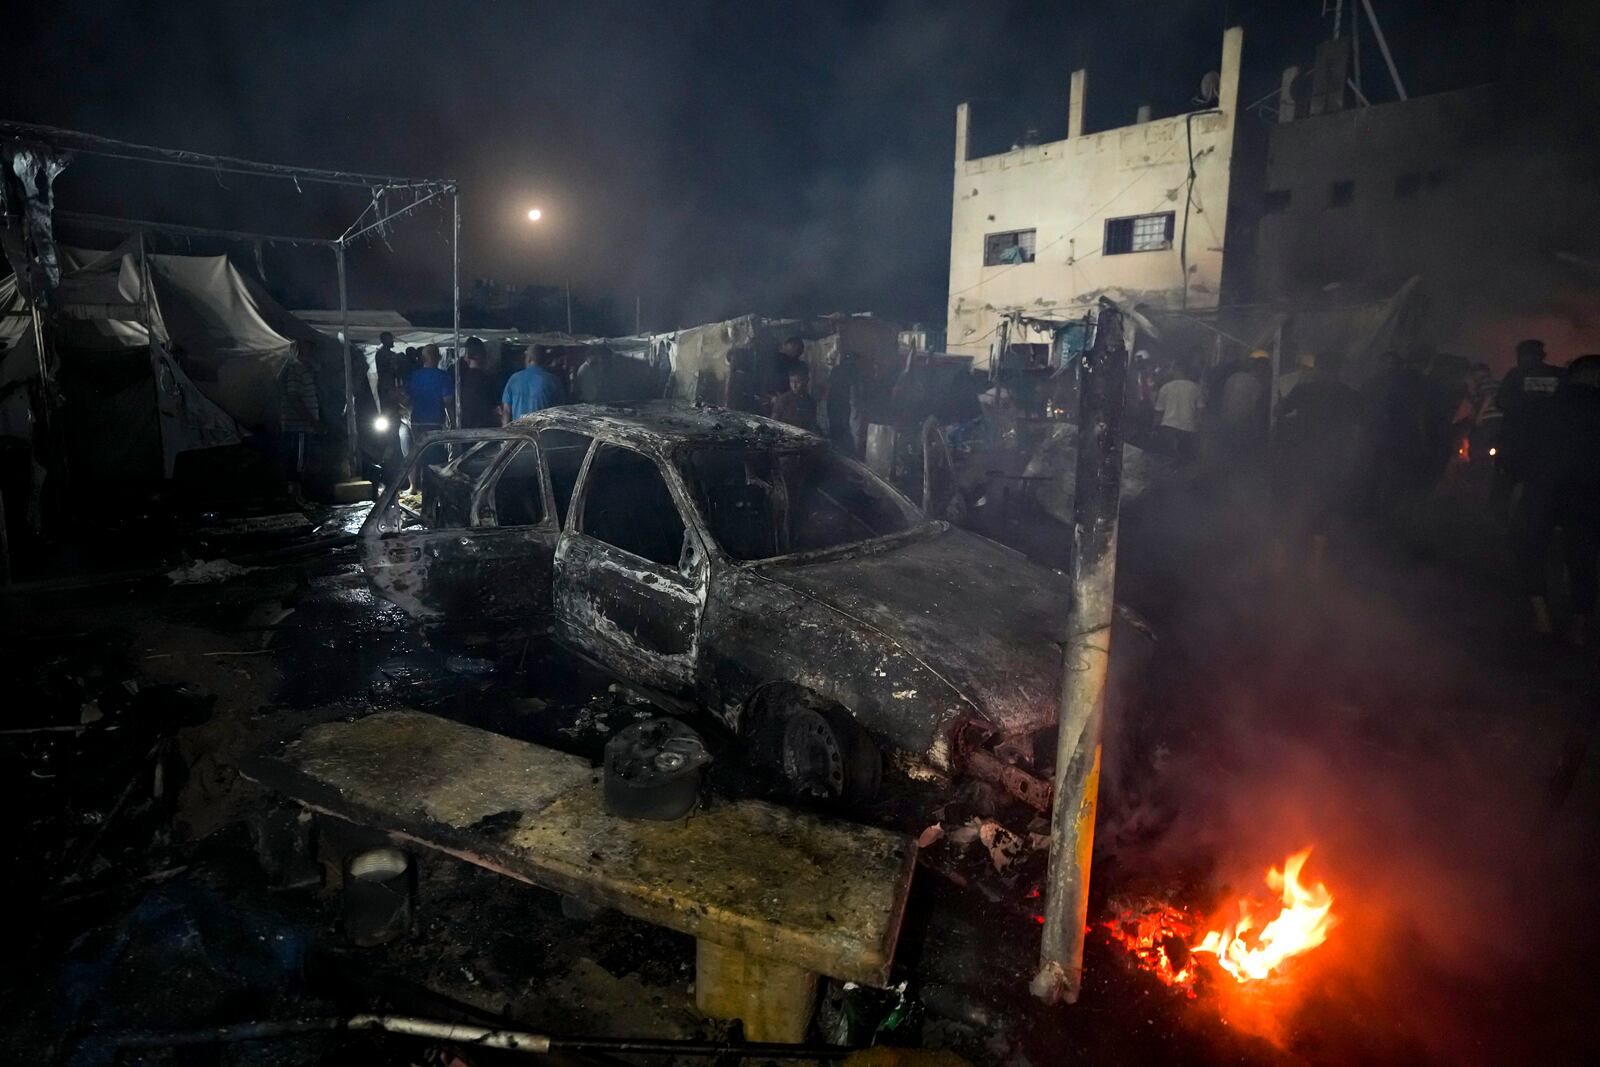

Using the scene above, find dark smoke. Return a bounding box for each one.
[1,1,1532,328]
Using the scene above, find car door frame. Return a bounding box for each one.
[551,437,711,694]
[361,427,556,626]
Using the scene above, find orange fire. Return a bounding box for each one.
[1105,847,1337,991]
[1103,897,1201,993]
[1191,847,1337,983]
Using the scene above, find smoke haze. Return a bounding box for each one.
[0,0,1526,327]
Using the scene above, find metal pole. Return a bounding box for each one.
[1032,300,1129,1005]
[1351,0,1362,97]
[451,186,462,428]
[136,231,167,477]
[136,233,177,479]
[76,1014,852,1060]
[1360,0,1407,100]
[336,243,355,475]
[1268,320,1284,432]
[635,294,641,334]
[565,277,573,335]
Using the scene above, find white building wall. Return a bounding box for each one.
[946,27,1243,367]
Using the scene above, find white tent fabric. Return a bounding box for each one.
[8,239,341,428]
[1,240,350,474]
[149,339,241,476]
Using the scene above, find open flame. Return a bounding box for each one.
[1105,847,1337,991]
[1193,847,1337,982]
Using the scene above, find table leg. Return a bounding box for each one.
[694,939,819,1043]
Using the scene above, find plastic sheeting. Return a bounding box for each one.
[5,238,340,430]
[150,340,241,477]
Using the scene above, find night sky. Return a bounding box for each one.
[2,1,1535,331]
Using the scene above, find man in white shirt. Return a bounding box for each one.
[1153,362,1204,461]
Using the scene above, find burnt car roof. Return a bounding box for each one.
[520,401,820,452]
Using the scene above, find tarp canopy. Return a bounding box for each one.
[4,238,342,431]
[1,239,355,475]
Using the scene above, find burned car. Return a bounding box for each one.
[362,402,1069,807]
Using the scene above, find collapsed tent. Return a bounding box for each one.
[2,239,344,477]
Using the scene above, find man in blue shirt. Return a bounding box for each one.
[500,347,568,424]
[406,344,454,432]
[402,344,454,492]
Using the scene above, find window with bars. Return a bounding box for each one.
[1103,212,1175,255]
[983,229,1036,266]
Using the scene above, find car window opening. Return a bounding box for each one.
[490,443,545,527]
[581,444,688,569]
[539,428,595,527]
[677,445,918,562]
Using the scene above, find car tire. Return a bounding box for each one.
[777,700,882,804]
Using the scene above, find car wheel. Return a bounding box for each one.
[778,702,882,803]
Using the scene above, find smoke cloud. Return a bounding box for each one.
[3,1,1529,328]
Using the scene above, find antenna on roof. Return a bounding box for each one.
[1358,0,1407,100]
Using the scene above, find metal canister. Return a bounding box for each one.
[343,846,413,946]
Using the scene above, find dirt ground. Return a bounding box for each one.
[4,464,1598,1066]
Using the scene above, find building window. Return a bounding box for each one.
[984,229,1036,266]
[1394,172,1421,198]
[1263,189,1292,213]
[1328,180,1355,207]
[1104,212,1175,255]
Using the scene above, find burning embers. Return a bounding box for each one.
[1106,847,1337,994]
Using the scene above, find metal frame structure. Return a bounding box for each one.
[0,119,462,473]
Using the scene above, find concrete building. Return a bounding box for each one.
[946,25,1600,378]
[946,27,1246,368]
[1256,78,1600,366]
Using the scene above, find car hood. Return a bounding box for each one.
[752,527,1069,735]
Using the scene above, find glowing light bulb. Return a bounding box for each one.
[527,208,543,222]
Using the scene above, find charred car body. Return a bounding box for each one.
[361,402,1068,807]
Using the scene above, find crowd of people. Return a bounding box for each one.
[290,330,877,496]
[289,327,1600,643]
[724,336,863,448]
[341,333,576,488]
[1134,337,1600,639]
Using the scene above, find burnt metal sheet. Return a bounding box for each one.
[555,534,702,691]
[242,709,917,986]
[702,567,972,774]
[531,401,817,458]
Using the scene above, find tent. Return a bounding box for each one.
[2,239,345,477]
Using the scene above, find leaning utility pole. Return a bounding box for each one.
[1032,299,1129,1004]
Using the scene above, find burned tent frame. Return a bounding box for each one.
[0,119,463,472]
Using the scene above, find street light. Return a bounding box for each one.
[527,208,543,222]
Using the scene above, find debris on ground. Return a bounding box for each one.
[165,558,257,585]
